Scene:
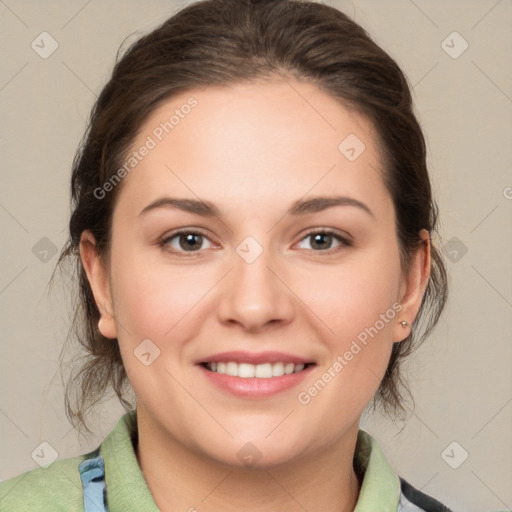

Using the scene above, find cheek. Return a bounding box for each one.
[293,244,402,407]
[298,245,402,342]
[108,245,217,349]
[108,249,214,411]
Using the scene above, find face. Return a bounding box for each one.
[82,77,429,469]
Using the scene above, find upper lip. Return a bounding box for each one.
[196,351,315,365]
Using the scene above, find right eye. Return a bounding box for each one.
[161,230,215,255]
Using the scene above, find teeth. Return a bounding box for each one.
[225,362,238,377]
[255,363,272,378]
[272,362,284,377]
[206,361,308,378]
[238,363,255,378]
[284,363,294,375]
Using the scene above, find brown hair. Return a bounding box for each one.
[56,0,448,435]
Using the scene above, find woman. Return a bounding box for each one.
[0,0,452,510]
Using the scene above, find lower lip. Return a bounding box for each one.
[198,364,315,398]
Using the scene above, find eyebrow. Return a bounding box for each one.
[139,195,374,219]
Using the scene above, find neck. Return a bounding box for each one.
[135,407,361,512]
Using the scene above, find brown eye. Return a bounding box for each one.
[297,230,351,252]
[162,231,213,253]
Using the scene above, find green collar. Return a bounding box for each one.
[100,410,159,511]
[101,410,400,511]
[353,427,401,510]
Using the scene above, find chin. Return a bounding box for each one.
[196,433,311,471]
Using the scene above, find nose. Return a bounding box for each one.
[216,245,295,333]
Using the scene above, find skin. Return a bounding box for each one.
[80,77,430,512]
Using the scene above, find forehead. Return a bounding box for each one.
[115,78,391,219]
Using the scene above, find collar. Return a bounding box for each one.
[353,427,401,510]
[100,410,159,511]
[101,410,400,511]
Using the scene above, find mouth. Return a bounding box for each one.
[196,351,316,398]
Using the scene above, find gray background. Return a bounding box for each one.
[0,1,511,511]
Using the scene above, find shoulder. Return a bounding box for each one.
[0,450,94,512]
[399,477,453,512]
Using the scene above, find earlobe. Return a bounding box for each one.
[394,229,431,343]
[79,231,118,339]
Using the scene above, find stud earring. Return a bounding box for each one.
[400,321,409,328]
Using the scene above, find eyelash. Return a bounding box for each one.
[160,228,352,256]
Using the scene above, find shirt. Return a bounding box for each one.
[0,409,452,511]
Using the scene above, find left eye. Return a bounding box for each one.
[297,231,347,251]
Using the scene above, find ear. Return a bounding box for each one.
[394,229,431,342]
[79,230,118,339]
